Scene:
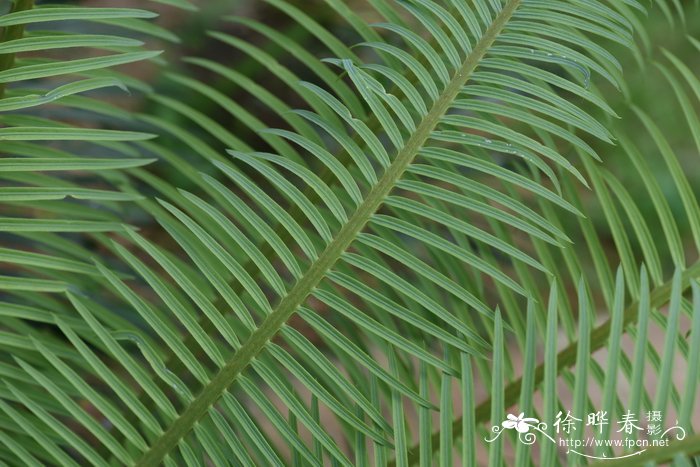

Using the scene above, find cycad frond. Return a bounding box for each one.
[0,0,698,465]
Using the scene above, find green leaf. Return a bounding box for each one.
[0,8,157,27]
[0,51,162,83]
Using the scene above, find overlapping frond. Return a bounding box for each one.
[408,269,700,465]
[0,0,189,311]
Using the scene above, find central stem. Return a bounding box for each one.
[135,2,521,464]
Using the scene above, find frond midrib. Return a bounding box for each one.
[135,2,521,464]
